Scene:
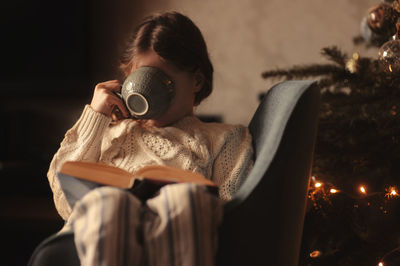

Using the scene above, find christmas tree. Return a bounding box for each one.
[262,1,400,265]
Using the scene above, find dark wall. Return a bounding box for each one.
[1,1,142,265]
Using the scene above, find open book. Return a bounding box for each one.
[57,161,218,208]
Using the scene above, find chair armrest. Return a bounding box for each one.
[226,80,319,211]
[217,80,320,266]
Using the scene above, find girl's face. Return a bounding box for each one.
[130,49,203,127]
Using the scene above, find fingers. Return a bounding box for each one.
[94,80,121,92]
[111,105,131,122]
[90,80,130,118]
[107,94,130,117]
[118,104,130,118]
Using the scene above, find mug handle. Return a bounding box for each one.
[111,90,132,121]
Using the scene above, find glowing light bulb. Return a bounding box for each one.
[360,186,366,194]
[378,262,384,266]
[330,188,338,194]
[385,186,399,198]
[310,250,321,258]
[315,182,322,188]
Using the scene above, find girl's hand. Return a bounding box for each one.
[90,80,130,118]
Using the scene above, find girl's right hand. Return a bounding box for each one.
[90,80,130,118]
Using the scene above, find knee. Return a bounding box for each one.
[70,186,141,222]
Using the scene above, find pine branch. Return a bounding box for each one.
[261,64,344,80]
[321,46,348,67]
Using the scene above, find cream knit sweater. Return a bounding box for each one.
[48,105,254,220]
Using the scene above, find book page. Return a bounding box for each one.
[60,161,217,188]
[61,161,134,188]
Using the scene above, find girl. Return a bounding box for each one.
[47,11,253,266]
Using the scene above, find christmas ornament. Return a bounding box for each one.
[361,16,388,46]
[367,3,398,36]
[382,0,394,4]
[378,38,400,72]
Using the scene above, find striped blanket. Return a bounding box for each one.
[65,183,223,266]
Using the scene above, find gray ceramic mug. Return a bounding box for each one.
[118,66,175,119]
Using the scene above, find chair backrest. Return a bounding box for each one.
[217,80,320,266]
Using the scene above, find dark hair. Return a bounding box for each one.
[119,11,214,105]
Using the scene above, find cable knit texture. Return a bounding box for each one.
[48,105,254,220]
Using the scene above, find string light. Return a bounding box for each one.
[309,178,400,201]
[385,186,399,198]
[330,188,338,194]
[308,178,400,218]
[308,178,400,217]
[310,250,322,258]
[307,178,400,264]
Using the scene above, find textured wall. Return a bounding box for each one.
[127,0,379,125]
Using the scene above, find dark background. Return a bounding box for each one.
[1,1,142,265]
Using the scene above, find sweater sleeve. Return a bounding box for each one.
[47,105,112,220]
[212,126,254,201]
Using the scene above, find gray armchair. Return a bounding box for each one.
[29,80,320,266]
